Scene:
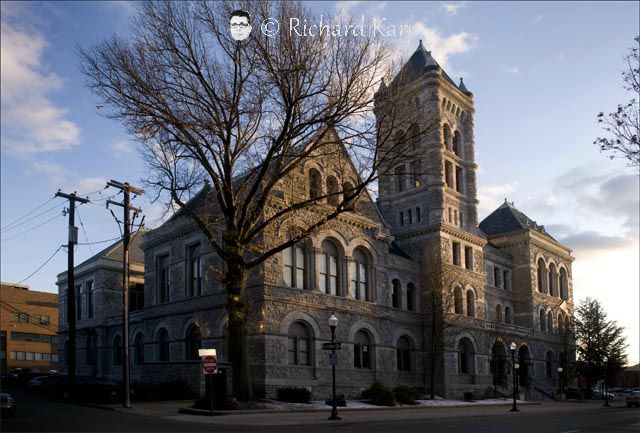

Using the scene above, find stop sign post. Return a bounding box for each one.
[198,349,218,414]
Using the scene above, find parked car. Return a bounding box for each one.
[26,376,50,391]
[626,390,640,408]
[591,389,615,400]
[1,393,16,417]
[42,375,120,402]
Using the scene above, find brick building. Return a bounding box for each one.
[0,282,59,373]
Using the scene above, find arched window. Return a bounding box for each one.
[85,335,94,366]
[547,311,554,333]
[343,181,355,203]
[410,123,420,149]
[466,290,475,317]
[545,352,554,379]
[406,283,415,311]
[284,243,306,289]
[558,312,565,335]
[392,279,401,308]
[134,333,144,365]
[548,264,557,297]
[505,306,513,324]
[113,335,123,366]
[395,165,407,193]
[539,309,546,332]
[309,168,322,200]
[351,248,369,301]
[454,287,463,315]
[491,341,508,387]
[157,328,170,361]
[458,338,475,375]
[185,324,201,360]
[326,176,339,207]
[560,268,568,300]
[537,259,547,293]
[564,316,571,334]
[287,322,311,366]
[320,240,340,296]
[453,131,462,157]
[354,331,372,369]
[396,337,412,372]
[495,304,503,323]
[443,124,452,149]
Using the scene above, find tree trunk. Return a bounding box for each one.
[224,255,253,402]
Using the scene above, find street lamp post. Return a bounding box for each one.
[557,367,564,395]
[328,313,341,421]
[603,356,610,407]
[510,342,519,412]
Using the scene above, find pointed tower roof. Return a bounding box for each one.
[479,199,557,241]
[458,77,471,95]
[390,40,457,89]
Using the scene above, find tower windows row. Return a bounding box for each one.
[491,266,511,290]
[446,206,464,228]
[308,168,354,207]
[453,286,476,318]
[391,279,416,311]
[494,304,514,324]
[444,160,464,193]
[399,207,421,227]
[441,98,465,120]
[442,124,463,157]
[452,241,474,271]
[394,161,422,194]
[536,258,569,300]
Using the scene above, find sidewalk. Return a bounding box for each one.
[109,399,604,427]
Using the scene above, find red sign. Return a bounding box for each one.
[203,355,218,374]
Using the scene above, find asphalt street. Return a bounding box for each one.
[2,388,639,433]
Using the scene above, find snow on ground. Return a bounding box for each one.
[259,398,525,411]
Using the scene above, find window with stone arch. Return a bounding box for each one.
[392,279,401,308]
[547,311,554,333]
[287,322,311,366]
[113,335,123,366]
[505,306,513,324]
[560,268,569,300]
[539,309,546,332]
[453,130,462,157]
[458,337,475,375]
[351,248,370,301]
[309,168,322,200]
[548,263,558,297]
[406,282,416,311]
[326,175,340,207]
[466,289,475,317]
[157,328,170,361]
[354,330,372,369]
[454,286,463,315]
[558,312,565,335]
[443,123,452,150]
[185,324,202,360]
[396,336,412,372]
[495,304,503,323]
[284,241,307,290]
[537,258,547,293]
[320,239,340,296]
[545,351,554,379]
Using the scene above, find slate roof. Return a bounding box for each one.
[78,230,146,268]
[389,40,464,91]
[479,200,558,242]
[389,242,413,260]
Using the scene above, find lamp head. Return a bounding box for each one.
[328,313,338,328]
[557,367,563,373]
[510,342,517,351]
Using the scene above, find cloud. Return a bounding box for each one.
[111,140,136,159]
[559,231,633,253]
[504,66,520,75]
[477,182,517,218]
[410,23,478,70]
[335,1,362,18]
[440,3,465,16]
[0,4,80,158]
[534,15,543,22]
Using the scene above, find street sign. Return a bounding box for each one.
[203,355,218,374]
[322,342,341,350]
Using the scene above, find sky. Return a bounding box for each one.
[1,1,638,364]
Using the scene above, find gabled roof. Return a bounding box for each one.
[77,230,146,268]
[479,200,558,242]
[389,40,460,90]
[389,242,413,261]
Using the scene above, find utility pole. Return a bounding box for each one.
[106,180,143,409]
[55,190,89,391]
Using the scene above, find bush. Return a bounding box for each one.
[565,388,584,400]
[277,387,311,403]
[362,381,396,406]
[325,394,347,407]
[393,386,417,405]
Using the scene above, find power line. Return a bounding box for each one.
[0,196,56,231]
[77,236,122,246]
[16,245,64,284]
[1,202,64,233]
[76,207,93,255]
[1,213,64,243]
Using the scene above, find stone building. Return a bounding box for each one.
[57,41,576,400]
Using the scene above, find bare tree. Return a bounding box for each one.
[80,1,430,400]
[595,36,639,170]
[420,241,460,399]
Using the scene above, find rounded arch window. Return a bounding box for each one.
[396,336,412,372]
[537,258,547,293]
[284,240,307,290]
[466,290,475,317]
[320,240,340,296]
[454,287,463,315]
[495,304,503,323]
[453,131,462,157]
[547,311,554,333]
[288,322,311,366]
[505,306,513,324]
[134,333,145,365]
[352,248,370,301]
[326,176,339,207]
[539,309,546,332]
[157,328,170,361]
[443,124,452,149]
[354,330,372,369]
[458,337,475,374]
[406,283,416,311]
[113,335,123,365]
[185,324,202,360]
[392,279,401,308]
[309,168,322,200]
[548,263,558,297]
[560,268,569,300]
